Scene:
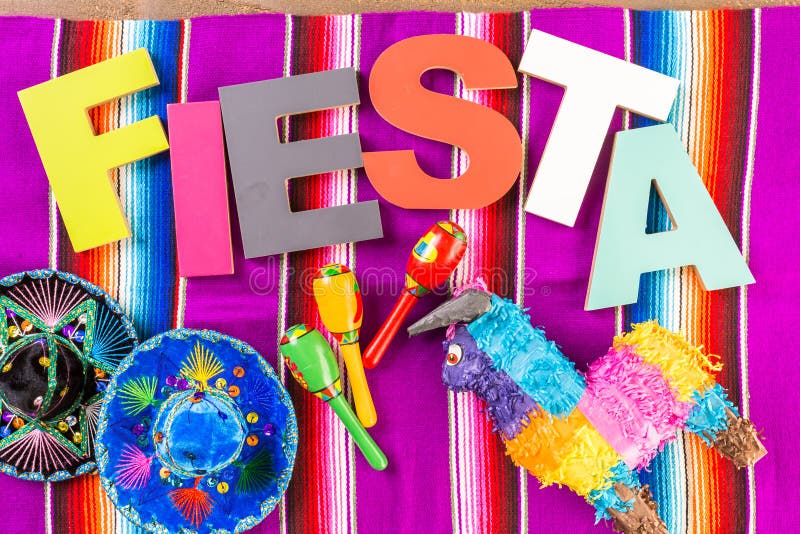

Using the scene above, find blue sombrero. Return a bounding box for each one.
[0,269,137,481]
[96,329,297,533]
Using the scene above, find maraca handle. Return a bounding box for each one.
[341,343,377,428]
[329,395,388,471]
[362,290,418,369]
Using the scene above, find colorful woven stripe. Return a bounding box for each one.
[280,14,359,534]
[49,19,186,534]
[355,13,455,534]
[450,12,528,533]
[626,10,757,534]
[55,20,183,338]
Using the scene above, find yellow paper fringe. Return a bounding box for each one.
[505,407,620,497]
[613,320,721,402]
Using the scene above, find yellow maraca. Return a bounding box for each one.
[313,264,377,428]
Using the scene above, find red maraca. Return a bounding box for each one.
[362,221,467,368]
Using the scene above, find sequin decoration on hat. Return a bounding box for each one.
[0,269,138,481]
[96,329,298,534]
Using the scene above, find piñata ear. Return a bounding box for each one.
[407,289,492,336]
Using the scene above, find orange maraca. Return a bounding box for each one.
[362,221,468,369]
[313,264,377,428]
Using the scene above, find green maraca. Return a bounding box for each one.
[280,324,388,471]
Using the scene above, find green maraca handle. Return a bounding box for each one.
[328,395,388,471]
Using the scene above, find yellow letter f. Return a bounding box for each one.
[18,48,169,252]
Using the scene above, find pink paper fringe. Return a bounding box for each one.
[584,345,693,468]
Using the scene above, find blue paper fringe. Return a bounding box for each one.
[587,461,640,522]
[467,295,585,417]
[685,383,737,445]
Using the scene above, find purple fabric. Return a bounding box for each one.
[523,9,620,369]
[356,13,456,533]
[0,16,53,534]
[748,7,800,532]
[523,9,622,531]
[0,17,52,273]
[182,14,287,534]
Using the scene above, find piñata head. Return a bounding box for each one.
[441,326,491,392]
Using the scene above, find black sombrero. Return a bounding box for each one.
[0,270,137,480]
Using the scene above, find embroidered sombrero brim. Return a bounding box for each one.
[0,269,137,481]
[96,329,298,534]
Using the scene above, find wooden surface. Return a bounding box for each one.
[1,0,798,19]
